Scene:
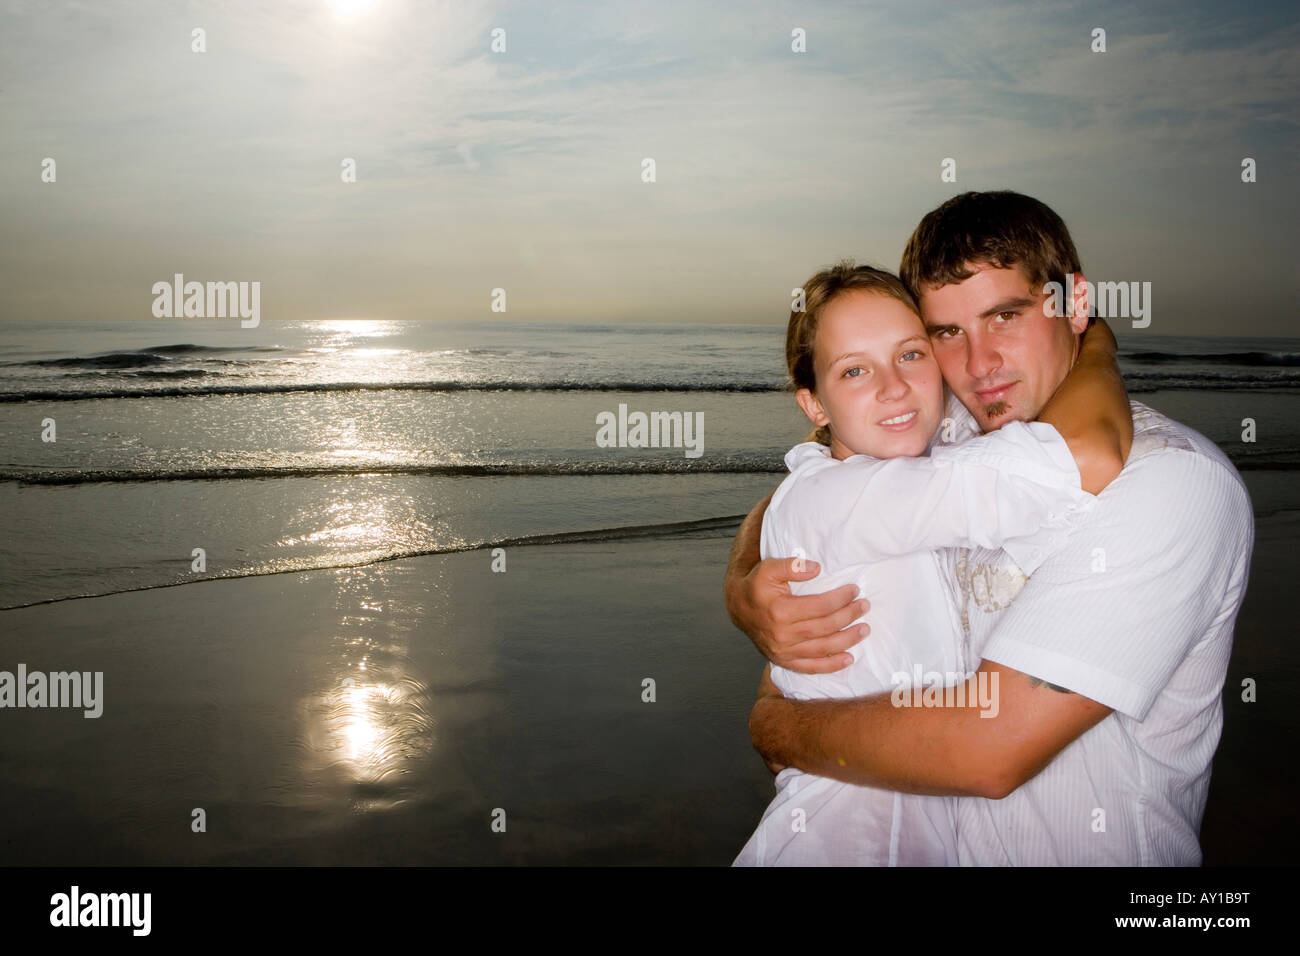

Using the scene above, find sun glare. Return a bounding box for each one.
[328,0,376,18]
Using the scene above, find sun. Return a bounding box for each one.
[328,0,377,17]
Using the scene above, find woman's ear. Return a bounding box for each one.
[795,387,829,428]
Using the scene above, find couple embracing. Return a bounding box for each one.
[726,191,1253,866]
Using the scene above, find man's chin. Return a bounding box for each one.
[975,399,1032,431]
[982,400,1010,421]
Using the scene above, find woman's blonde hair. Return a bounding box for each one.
[786,260,923,444]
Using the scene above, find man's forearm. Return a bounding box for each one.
[751,690,1000,798]
[752,663,1113,799]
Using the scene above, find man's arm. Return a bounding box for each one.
[749,659,1112,798]
[723,491,868,673]
[1037,318,1132,495]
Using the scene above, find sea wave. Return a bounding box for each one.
[1,456,787,485]
[1124,349,1300,367]
[1121,369,1300,392]
[6,440,1296,485]
[0,513,748,610]
[0,380,786,402]
[2,343,285,370]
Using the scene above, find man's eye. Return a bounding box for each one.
[932,328,958,340]
[995,311,1017,322]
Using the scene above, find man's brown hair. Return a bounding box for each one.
[899,191,1088,329]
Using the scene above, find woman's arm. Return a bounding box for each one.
[771,431,1094,572]
[1036,319,1133,494]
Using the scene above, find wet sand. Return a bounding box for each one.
[0,515,1293,865]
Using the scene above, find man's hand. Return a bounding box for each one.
[752,664,789,775]
[726,555,870,674]
[724,492,869,673]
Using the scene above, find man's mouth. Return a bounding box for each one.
[974,382,1017,404]
[877,409,918,431]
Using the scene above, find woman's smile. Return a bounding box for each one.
[877,409,919,430]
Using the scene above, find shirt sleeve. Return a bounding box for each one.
[977,450,1254,719]
[772,420,1095,572]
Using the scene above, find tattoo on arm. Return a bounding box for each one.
[1028,676,1073,694]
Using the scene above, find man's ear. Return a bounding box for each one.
[795,387,830,428]
[1068,272,1091,335]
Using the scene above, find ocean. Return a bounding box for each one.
[3,317,1298,609]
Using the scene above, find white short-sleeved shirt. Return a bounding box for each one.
[935,394,1255,865]
[735,419,1095,866]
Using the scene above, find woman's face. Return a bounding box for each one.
[797,290,945,460]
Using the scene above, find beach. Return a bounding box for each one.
[0,533,777,865]
[0,505,1295,865]
[1,318,1298,865]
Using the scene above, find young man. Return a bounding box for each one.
[724,191,1254,864]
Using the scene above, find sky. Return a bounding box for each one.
[1,0,1297,335]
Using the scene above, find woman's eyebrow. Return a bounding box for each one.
[828,350,867,365]
[829,336,927,365]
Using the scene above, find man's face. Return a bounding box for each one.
[918,263,1088,432]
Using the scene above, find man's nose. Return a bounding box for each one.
[966,332,1001,380]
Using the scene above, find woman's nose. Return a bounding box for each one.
[877,367,908,400]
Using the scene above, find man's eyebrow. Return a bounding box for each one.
[978,296,1037,319]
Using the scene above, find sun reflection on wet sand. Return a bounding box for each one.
[298,566,435,812]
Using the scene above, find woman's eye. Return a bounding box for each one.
[901,350,923,361]
[844,366,864,378]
